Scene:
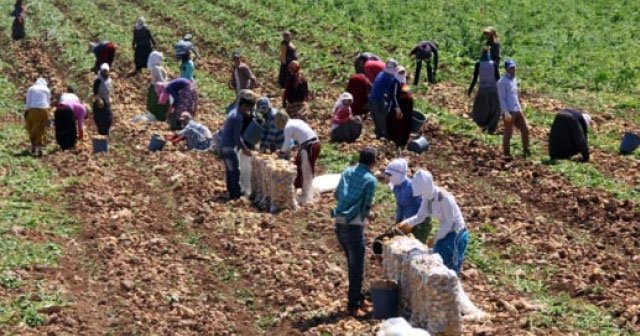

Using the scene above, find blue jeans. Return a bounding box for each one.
[220,147,241,199]
[368,98,387,138]
[335,223,365,310]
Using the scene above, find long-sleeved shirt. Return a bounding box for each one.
[393,179,422,224]
[132,26,156,48]
[231,63,257,93]
[281,119,317,153]
[60,102,87,134]
[332,106,352,125]
[331,164,377,225]
[259,109,285,152]
[150,66,167,85]
[406,188,466,242]
[177,120,213,150]
[369,71,394,100]
[59,93,80,104]
[410,41,439,71]
[175,39,200,58]
[549,109,590,162]
[497,74,521,115]
[468,61,499,93]
[92,75,113,106]
[283,75,309,103]
[486,40,501,65]
[26,84,51,109]
[219,108,249,150]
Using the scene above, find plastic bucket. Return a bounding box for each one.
[620,132,640,155]
[370,279,399,319]
[243,119,264,146]
[148,133,166,152]
[92,136,108,154]
[411,110,426,133]
[407,136,429,154]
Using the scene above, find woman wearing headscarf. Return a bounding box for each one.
[386,67,414,149]
[158,78,198,130]
[363,59,385,83]
[167,112,213,151]
[331,92,362,143]
[275,112,320,204]
[180,50,195,81]
[131,17,156,75]
[346,72,371,118]
[54,102,88,150]
[93,63,114,136]
[549,108,591,162]
[384,159,431,243]
[483,27,501,72]
[468,47,500,134]
[24,78,50,156]
[10,0,26,40]
[147,51,169,121]
[396,170,469,274]
[353,52,380,74]
[88,41,117,73]
[282,61,309,120]
[368,59,398,139]
[278,31,297,88]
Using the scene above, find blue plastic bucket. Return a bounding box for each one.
[620,132,640,155]
[408,136,429,154]
[243,119,264,146]
[411,110,426,133]
[370,280,399,319]
[148,133,166,152]
[92,137,108,154]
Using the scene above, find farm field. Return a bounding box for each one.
[0,0,638,335]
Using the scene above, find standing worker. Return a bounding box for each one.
[10,0,27,40]
[282,61,309,119]
[180,50,195,81]
[331,147,378,317]
[497,60,530,157]
[131,17,156,76]
[397,170,469,274]
[230,51,257,95]
[278,31,298,88]
[175,34,200,60]
[147,51,169,121]
[468,47,501,134]
[483,27,501,69]
[92,63,114,136]
[549,108,591,162]
[88,41,117,73]
[409,40,438,85]
[24,78,51,157]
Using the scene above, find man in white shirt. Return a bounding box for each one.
[275,112,321,204]
[25,78,51,156]
[497,60,530,157]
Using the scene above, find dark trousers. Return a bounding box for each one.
[335,223,365,310]
[414,58,435,85]
[278,63,288,88]
[221,147,241,199]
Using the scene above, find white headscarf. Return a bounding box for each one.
[582,113,592,127]
[412,170,436,199]
[333,92,353,113]
[147,51,163,69]
[34,77,48,87]
[384,59,398,74]
[135,17,146,30]
[385,158,408,188]
[394,66,407,84]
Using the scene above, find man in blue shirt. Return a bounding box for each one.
[218,90,257,200]
[331,147,378,317]
[498,60,530,157]
[368,60,398,139]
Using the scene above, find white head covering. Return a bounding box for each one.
[135,17,146,29]
[582,113,592,127]
[385,158,408,188]
[412,170,436,199]
[384,59,399,74]
[333,92,354,113]
[147,51,163,69]
[100,63,110,71]
[394,66,407,84]
[35,77,48,87]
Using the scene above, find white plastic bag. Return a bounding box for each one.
[297,149,314,204]
[129,113,156,124]
[312,174,342,194]
[376,317,430,336]
[239,152,252,195]
[457,280,487,321]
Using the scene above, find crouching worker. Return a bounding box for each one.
[167,112,213,151]
[397,170,469,275]
[549,108,591,162]
[217,92,257,200]
[331,147,378,317]
[275,112,320,204]
[385,159,431,243]
[89,41,117,72]
[331,92,362,143]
